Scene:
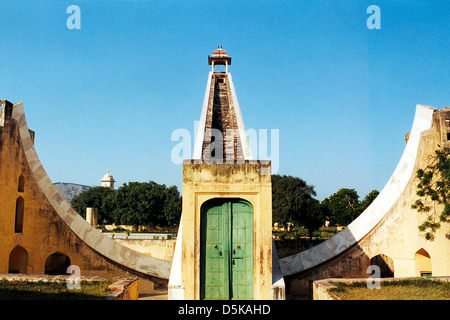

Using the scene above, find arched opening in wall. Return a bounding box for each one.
[18,175,25,192]
[415,248,432,277]
[8,245,29,274]
[45,252,71,275]
[14,196,24,233]
[370,254,394,277]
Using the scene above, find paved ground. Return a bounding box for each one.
[138,289,168,300]
[137,290,308,300]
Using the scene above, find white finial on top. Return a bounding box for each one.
[101,169,115,190]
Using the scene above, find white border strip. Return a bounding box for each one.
[193,71,213,159]
[228,73,253,160]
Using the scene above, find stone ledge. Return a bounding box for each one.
[10,102,171,282]
[0,273,139,300]
[107,277,140,300]
[312,276,450,300]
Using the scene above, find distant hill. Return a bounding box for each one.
[54,182,90,203]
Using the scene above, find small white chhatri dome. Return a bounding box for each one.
[101,169,115,190]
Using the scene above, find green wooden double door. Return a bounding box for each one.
[200,198,253,300]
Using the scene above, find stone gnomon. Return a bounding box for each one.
[168,47,285,300]
[0,100,170,294]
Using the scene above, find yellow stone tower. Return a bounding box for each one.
[168,48,285,300]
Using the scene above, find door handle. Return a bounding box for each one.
[233,245,242,255]
[214,245,222,256]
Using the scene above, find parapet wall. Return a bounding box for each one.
[312,276,450,300]
[0,273,140,300]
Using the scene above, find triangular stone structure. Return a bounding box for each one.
[169,48,284,300]
[0,100,171,293]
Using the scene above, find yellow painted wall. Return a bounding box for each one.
[113,239,176,262]
[0,101,168,292]
[286,108,450,296]
[181,160,273,300]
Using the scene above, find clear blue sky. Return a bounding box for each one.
[1,0,449,200]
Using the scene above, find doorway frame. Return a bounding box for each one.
[200,198,254,300]
[181,160,272,300]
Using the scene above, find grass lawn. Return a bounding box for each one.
[0,279,113,300]
[328,279,450,300]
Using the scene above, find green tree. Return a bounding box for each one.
[112,181,167,226]
[359,189,380,212]
[271,174,318,230]
[101,190,117,224]
[322,188,360,226]
[71,181,182,227]
[301,196,326,239]
[322,188,379,227]
[163,186,182,226]
[411,148,450,240]
[70,186,115,223]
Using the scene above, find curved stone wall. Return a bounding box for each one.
[1,101,170,284]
